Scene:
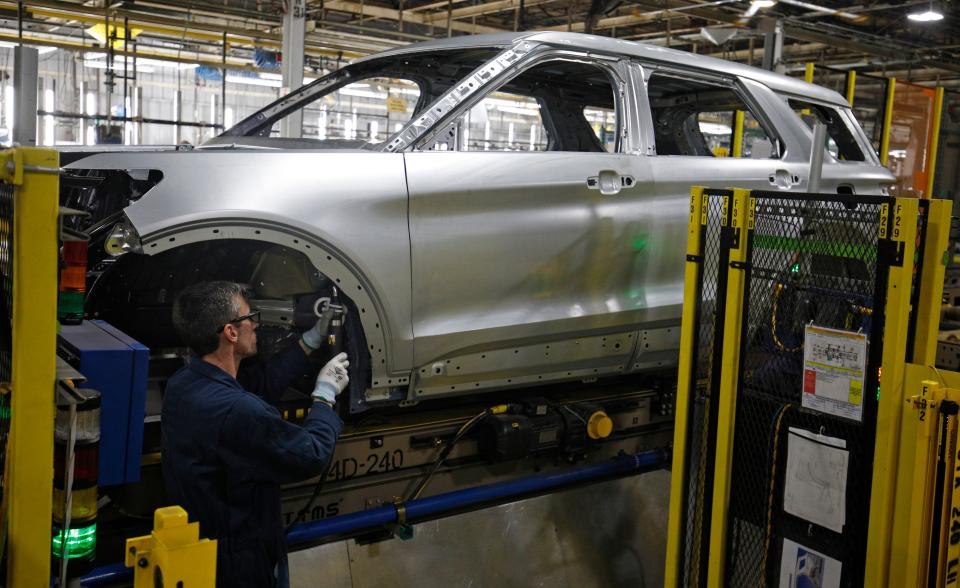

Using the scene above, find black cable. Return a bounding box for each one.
[284,457,334,535]
[405,408,491,502]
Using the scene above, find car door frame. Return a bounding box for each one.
[401,46,668,402]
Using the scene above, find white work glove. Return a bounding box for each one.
[301,304,343,351]
[312,352,350,404]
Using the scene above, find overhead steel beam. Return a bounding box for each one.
[321,0,505,34]
[422,0,555,24]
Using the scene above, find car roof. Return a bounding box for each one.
[359,31,848,107]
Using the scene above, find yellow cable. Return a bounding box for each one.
[759,404,796,583]
[771,284,802,353]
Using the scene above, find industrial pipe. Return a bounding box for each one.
[79,449,668,586]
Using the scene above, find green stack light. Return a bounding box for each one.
[51,523,97,559]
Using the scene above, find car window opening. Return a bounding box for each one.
[647,72,780,159]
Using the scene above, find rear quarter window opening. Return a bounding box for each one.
[646,71,780,159]
[786,98,866,162]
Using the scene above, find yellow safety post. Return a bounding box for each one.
[705,188,753,588]
[1,147,59,587]
[865,197,919,588]
[732,111,744,158]
[912,198,952,365]
[846,70,857,106]
[126,506,218,587]
[891,377,944,587]
[804,62,815,83]
[925,87,945,199]
[880,78,897,167]
[664,186,707,588]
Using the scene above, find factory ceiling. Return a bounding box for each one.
[0,0,957,86]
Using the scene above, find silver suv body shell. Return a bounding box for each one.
[65,32,894,408]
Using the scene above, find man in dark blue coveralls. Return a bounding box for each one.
[162,281,348,588]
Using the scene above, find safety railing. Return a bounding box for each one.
[0,147,60,587]
[666,186,950,587]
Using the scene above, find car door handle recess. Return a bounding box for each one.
[587,171,635,195]
[768,169,800,189]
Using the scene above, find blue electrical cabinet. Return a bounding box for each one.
[58,320,149,487]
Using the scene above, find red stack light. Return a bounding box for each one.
[58,239,88,325]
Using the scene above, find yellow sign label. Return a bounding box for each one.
[849,379,863,405]
[731,195,741,227]
[387,97,408,113]
[701,193,708,225]
[879,203,889,239]
[892,202,904,242]
[747,197,756,230]
[721,196,729,227]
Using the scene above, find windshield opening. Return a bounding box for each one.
[216,48,500,149]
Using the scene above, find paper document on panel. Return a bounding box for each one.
[779,538,842,588]
[802,325,867,422]
[783,427,848,533]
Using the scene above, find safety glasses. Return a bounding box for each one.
[218,309,260,333]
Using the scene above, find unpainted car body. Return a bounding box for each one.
[63,32,894,413]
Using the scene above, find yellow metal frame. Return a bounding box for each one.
[126,506,217,587]
[925,87,945,199]
[3,147,60,587]
[846,71,857,106]
[912,199,952,365]
[865,197,919,588]
[880,78,896,167]
[890,365,960,587]
[664,186,707,588]
[706,188,753,588]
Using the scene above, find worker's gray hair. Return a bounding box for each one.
[172,281,246,356]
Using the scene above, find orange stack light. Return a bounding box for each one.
[58,239,87,325]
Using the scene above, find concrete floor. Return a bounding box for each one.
[289,469,671,588]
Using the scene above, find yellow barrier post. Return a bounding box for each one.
[880,78,897,167]
[732,111,745,158]
[865,197,919,587]
[664,186,707,588]
[804,62,815,84]
[912,198,952,365]
[126,506,217,587]
[891,377,943,587]
[925,87,945,199]
[705,188,753,588]
[846,70,857,106]
[2,147,60,587]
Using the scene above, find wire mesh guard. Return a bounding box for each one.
[680,189,731,588]
[725,193,893,588]
[0,181,13,507]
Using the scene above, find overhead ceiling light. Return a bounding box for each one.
[908,1,944,22]
[744,0,777,18]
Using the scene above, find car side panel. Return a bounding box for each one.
[405,151,673,371]
[66,151,415,373]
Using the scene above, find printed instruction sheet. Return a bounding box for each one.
[779,538,842,588]
[802,325,867,421]
[783,427,849,533]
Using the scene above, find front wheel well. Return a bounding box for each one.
[86,238,385,402]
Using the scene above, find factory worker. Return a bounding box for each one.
[162,280,347,588]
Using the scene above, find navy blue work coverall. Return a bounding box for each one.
[162,344,342,588]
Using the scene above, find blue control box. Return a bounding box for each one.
[58,320,149,487]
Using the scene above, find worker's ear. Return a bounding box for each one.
[222,322,239,344]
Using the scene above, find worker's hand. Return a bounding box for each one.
[301,303,343,351]
[312,352,350,404]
